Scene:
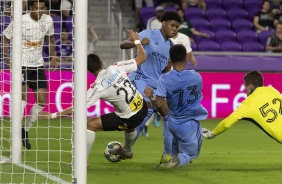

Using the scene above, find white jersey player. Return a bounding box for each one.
[41,30,147,164]
[170,32,197,66]
[3,0,57,150]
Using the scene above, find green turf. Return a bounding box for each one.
[1,119,282,184]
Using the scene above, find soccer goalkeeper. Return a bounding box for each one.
[203,70,282,144]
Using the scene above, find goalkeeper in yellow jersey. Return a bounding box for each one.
[203,70,282,143]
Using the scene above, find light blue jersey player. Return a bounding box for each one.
[144,44,208,168]
[120,11,182,158]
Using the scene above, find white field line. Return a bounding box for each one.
[0,156,70,184]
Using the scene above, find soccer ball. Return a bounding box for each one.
[104,141,122,163]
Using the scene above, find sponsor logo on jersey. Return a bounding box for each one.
[100,70,120,88]
[25,40,42,47]
[118,124,128,130]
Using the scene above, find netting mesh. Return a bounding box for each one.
[0,0,74,183]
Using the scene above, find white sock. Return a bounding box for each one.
[25,104,44,132]
[22,100,27,117]
[123,130,137,151]
[87,129,95,160]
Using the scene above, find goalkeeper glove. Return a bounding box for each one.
[202,128,215,139]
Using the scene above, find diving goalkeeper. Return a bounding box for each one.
[203,70,282,144]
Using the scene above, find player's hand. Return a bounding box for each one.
[38,111,51,119]
[144,86,153,98]
[202,128,215,139]
[127,29,140,42]
[189,58,197,66]
[141,38,150,46]
[50,57,58,72]
[202,33,210,38]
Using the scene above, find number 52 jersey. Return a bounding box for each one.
[213,86,282,143]
[86,59,144,119]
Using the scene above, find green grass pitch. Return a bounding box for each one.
[1,119,281,184]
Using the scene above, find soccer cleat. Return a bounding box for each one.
[141,128,149,137]
[159,154,171,164]
[108,145,133,159]
[22,127,31,149]
[153,113,161,127]
[162,157,180,168]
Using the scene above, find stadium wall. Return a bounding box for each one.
[1,70,281,119]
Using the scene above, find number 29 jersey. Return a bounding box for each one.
[86,59,144,119]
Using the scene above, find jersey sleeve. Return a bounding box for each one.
[3,22,13,39]
[138,29,150,41]
[86,84,100,108]
[213,101,251,136]
[46,16,54,36]
[112,59,137,72]
[156,75,167,98]
[212,114,239,136]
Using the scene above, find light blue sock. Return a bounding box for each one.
[163,115,172,155]
[133,108,153,143]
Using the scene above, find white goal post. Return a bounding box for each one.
[0,0,88,183]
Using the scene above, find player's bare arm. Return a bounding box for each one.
[144,86,168,115]
[40,106,73,119]
[127,30,147,66]
[3,36,11,69]
[120,36,150,49]
[186,52,197,66]
[46,35,57,71]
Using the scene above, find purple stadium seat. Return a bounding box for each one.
[242,42,264,52]
[222,0,243,11]
[220,41,242,51]
[65,16,73,33]
[191,41,197,51]
[236,30,258,44]
[210,18,231,31]
[205,0,222,9]
[248,9,259,21]
[227,8,248,21]
[42,51,49,62]
[190,18,210,30]
[198,40,220,51]
[205,8,227,20]
[258,30,275,45]
[214,29,237,44]
[194,28,214,43]
[164,6,176,11]
[185,7,205,19]
[52,15,62,33]
[139,7,155,26]
[232,19,253,32]
[244,0,261,12]
[4,16,11,26]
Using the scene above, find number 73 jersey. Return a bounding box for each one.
[214,86,282,143]
[86,59,144,119]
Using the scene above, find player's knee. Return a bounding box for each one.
[87,119,100,132]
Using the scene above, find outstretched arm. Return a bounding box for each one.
[203,114,239,139]
[127,29,146,66]
[40,106,73,119]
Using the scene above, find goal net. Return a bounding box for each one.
[0,0,76,183]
